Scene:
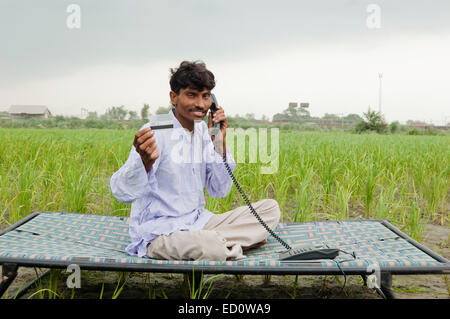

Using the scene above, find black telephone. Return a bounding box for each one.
[209,94,221,137]
[209,94,339,261]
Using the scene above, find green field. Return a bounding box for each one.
[1,128,448,243]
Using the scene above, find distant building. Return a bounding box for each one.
[408,123,432,130]
[8,105,52,121]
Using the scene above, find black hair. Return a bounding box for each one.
[169,60,215,94]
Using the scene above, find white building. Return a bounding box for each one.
[8,105,52,121]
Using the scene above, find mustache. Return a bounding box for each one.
[190,107,207,112]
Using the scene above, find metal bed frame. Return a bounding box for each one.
[1,211,449,299]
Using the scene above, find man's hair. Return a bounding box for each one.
[169,60,215,94]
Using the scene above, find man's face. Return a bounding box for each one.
[170,87,212,128]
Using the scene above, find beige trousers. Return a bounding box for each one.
[146,199,281,261]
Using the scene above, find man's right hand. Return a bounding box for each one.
[133,127,159,173]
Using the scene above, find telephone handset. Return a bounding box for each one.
[209,94,221,137]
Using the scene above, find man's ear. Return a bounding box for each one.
[169,91,178,107]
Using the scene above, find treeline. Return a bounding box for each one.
[271,105,364,125]
[1,114,441,135]
[0,104,446,135]
[353,109,447,135]
[0,114,350,131]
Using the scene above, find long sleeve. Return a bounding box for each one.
[110,146,158,204]
[205,144,236,198]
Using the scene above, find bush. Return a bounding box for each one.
[354,109,387,134]
[408,127,442,136]
[408,128,420,135]
[389,121,400,133]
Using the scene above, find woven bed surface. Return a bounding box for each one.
[0,212,446,271]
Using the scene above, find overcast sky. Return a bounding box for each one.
[1,0,449,124]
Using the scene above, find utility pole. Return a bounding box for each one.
[378,73,383,114]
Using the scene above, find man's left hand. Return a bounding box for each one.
[208,106,228,156]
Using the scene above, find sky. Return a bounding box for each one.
[0,0,449,124]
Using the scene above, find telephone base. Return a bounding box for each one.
[279,245,339,261]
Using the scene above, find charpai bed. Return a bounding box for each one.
[1,211,449,298]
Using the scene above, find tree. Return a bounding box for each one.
[354,109,388,133]
[128,110,139,120]
[156,105,172,114]
[245,113,256,121]
[54,115,65,122]
[272,105,310,123]
[343,113,363,124]
[272,112,290,122]
[389,121,400,133]
[104,105,128,120]
[141,104,150,120]
[322,113,341,124]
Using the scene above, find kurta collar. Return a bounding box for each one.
[169,108,203,139]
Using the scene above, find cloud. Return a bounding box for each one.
[0,0,449,123]
[1,0,449,86]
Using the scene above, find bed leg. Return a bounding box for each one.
[377,272,395,299]
[0,263,19,298]
[361,274,367,286]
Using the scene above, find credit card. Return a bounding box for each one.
[149,114,173,130]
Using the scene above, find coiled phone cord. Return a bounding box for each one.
[221,154,292,251]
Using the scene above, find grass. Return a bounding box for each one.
[0,128,449,298]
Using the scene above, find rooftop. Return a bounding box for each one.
[8,105,49,115]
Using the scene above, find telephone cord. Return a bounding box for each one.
[221,155,292,251]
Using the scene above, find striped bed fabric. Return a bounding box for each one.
[0,211,448,273]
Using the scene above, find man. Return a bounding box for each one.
[110,61,280,261]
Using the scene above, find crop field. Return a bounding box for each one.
[0,128,449,298]
[1,129,448,238]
